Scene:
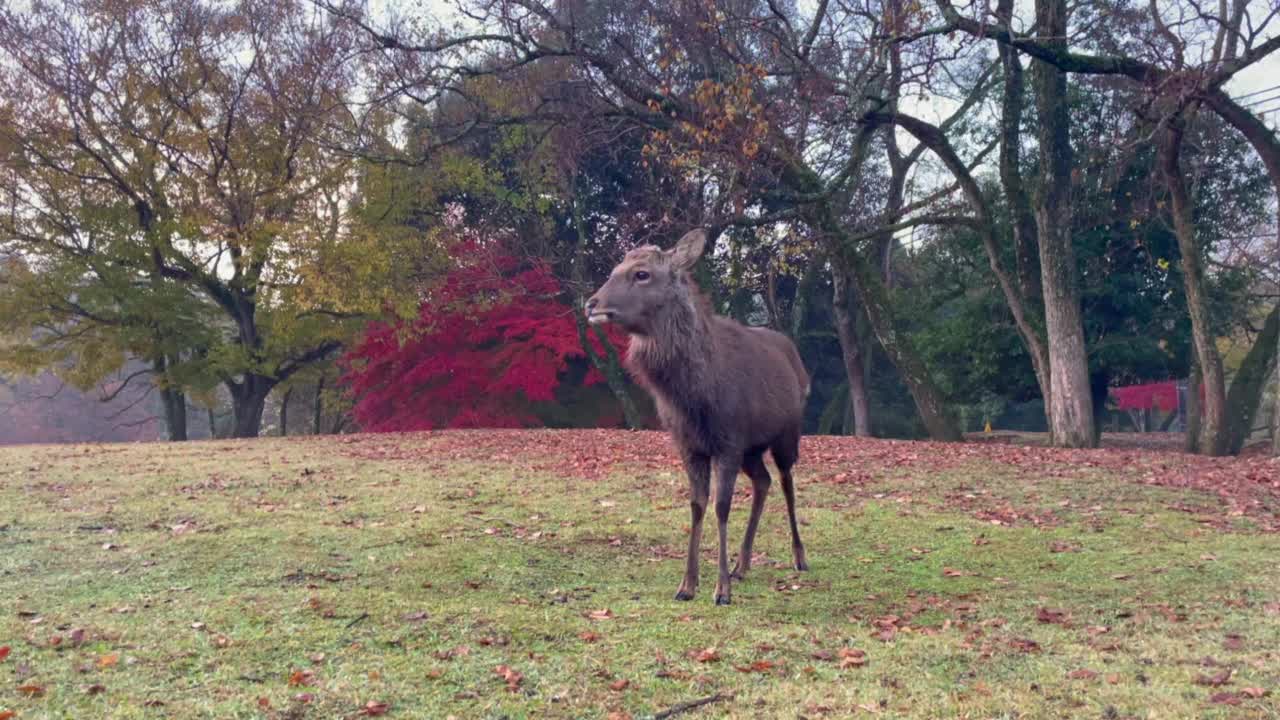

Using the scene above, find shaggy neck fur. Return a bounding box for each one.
[625,274,726,455]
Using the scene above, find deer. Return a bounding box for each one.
[585,229,810,605]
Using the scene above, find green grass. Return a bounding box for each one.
[1,432,1278,719]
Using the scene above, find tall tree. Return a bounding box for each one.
[0,0,407,437]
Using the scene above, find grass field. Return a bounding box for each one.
[1,429,1278,719]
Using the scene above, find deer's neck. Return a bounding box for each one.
[626,293,714,399]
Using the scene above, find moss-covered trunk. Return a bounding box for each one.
[1224,304,1279,454]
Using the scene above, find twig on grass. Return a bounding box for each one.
[345,612,369,629]
[652,692,729,719]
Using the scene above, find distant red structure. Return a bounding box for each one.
[1111,381,1180,412]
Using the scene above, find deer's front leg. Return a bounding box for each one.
[675,453,710,602]
[712,453,742,605]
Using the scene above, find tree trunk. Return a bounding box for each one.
[872,110,1053,431]
[313,376,325,435]
[569,184,643,429]
[1224,303,1279,454]
[279,387,293,437]
[823,217,961,441]
[832,268,871,437]
[154,356,187,442]
[995,0,1042,305]
[1197,90,1280,457]
[1030,0,1095,448]
[778,126,960,441]
[1185,356,1202,453]
[227,374,274,439]
[1275,321,1280,456]
[1273,352,1280,456]
[1161,122,1228,456]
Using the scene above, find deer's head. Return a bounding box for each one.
[585,229,707,335]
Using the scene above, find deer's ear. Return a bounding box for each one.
[670,229,707,270]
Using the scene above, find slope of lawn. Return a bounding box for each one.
[1,429,1278,719]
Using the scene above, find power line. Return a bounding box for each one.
[1241,92,1280,109]
[1232,83,1280,101]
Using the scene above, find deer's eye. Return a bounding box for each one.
[634,270,651,282]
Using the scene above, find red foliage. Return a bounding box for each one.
[339,243,628,431]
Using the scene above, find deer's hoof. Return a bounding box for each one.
[674,589,695,602]
[794,547,809,571]
[714,594,731,606]
[730,569,747,581]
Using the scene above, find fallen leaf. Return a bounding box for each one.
[401,610,429,622]
[579,631,601,643]
[257,698,271,709]
[98,653,119,668]
[735,659,775,673]
[1195,668,1232,687]
[838,648,868,668]
[0,646,9,662]
[294,692,315,703]
[214,635,231,648]
[426,668,444,679]
[1068,668,1098,680]
[1049,541,1079,553]
[810,649,834,661]
[587,609,614,621]
[1209,692,1241,706]
[360,700,390,716]
[692,647,721,663]
[1010,637,1041,653]
[1036,607,1069,625]
[0,711,14,720]
[85,683,106,695]
[609,679,630,691]
[288,669,316,687]
[310,653,326,664]
[1105,673,1120,685]
[1240,687,1268,698]
[17,684,45,697]
[942,567,968,577]
[1223,634,1245,651]
[494,665,523,692]
[607,712,633,720]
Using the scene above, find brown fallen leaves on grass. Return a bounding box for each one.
[494,665,524,692]
[1195,668,1233,687]
[337,429,1280,529]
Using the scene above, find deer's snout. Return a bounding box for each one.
[585,292,614,325]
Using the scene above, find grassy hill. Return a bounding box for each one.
[1,430,1278,719]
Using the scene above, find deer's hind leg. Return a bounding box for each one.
[772,428,808,572]
[732,449,771,581]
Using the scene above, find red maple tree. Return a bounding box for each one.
[339,242,628,431]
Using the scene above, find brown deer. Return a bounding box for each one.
[585,229,809,605]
